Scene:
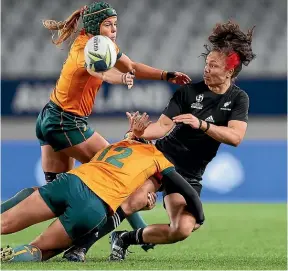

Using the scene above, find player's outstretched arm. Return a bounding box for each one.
[164,170,205,225]
[87,67,135,89]
[128,113,175,140]
[173,114,247,147]
[115,54,191,85]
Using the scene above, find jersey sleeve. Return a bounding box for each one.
[163,171,205,224]
[117,51,122,60]
[162,86,188,119]
[228,91,249,122]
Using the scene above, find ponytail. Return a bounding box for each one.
[42,9,82,46]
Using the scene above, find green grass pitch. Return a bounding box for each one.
[1,203,287,270]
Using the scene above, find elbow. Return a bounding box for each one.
[101,72,112,84]
[231,136,242,147]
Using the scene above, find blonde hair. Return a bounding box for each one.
[42,8,82,46]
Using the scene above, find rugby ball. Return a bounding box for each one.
[84,35,117,72]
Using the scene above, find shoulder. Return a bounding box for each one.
[184,80,207,94]
[174,80,204,94]
[191,80,207,90]
[71,34,90,51]
[231,85,249,103]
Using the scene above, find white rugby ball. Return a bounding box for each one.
[84,35,117,72]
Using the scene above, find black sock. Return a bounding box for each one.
[74,207,126,252]
[121,228,145,245]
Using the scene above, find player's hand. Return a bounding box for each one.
[142,192,157,211]
[172,114,200,129]
[126,111,137,131]
[131,112,152,138]
[166,71,191,85]
[122,69,135,89]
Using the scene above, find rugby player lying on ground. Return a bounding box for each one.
[1,135,204,262]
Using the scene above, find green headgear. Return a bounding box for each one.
[82,2,117,35]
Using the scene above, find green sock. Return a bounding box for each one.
[1,188,35,214]
[126,212,147,229]
[1,245,42,262]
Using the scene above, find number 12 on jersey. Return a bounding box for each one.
[96,145,132,168]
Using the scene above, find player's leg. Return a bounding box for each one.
[2,110,75,214]
[1,107,74,214]
[41,145,75,181]
[38,101,108,164]
[1,145,74,214]
[36,103,75,182]
[60,131,109,163]
[109,179,202,260]
[63,177,160,262]
[40,102,152,233]
[1,219,72,262]
[1,190,55,235]
[145,193,196,243]
[1,187,38,214]
[1,175,73,263]
[2,173,109,263]
[30,218,74,261]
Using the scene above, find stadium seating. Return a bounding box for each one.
[2,0,286,76]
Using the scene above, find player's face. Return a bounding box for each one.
[203,51,233,86]
[100,16,117,42]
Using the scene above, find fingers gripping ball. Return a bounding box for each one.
[84,35,117,72]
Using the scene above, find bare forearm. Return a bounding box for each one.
[88,68,124,84]
[133,63,165,80]
[200,121,241,147]
[141,122,172,140]
[101,68,124,84]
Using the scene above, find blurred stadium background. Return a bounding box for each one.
[1,0,286,201]
[1,0,287,269]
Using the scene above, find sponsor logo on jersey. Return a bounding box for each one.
[196,94,204,102]
[220,101,232,111]
[205,115,215,123]
[191,94,204,109]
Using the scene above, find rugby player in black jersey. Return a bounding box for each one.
[109,21,256,260]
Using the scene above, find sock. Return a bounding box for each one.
[1,188,35,214]
[4,245,42,262]
[121,228,145,245]
[127,212,147,230]
[127,213,155,252]
[74,206,126,252]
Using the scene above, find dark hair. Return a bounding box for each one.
[202,21,256,78]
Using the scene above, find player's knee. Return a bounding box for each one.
[1,213,13,234]
[171,229,191,242]
[44,172,59,183]
[169,224,193,243]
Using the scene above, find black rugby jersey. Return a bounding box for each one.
[155,81,249,180]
